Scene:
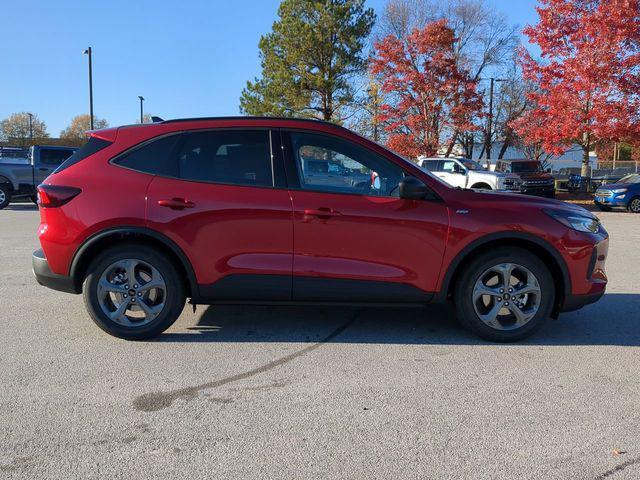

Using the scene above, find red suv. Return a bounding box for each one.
[32,117,608,341]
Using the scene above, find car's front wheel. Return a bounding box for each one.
[628,197,640,214]
[0,185,12,209]
[454,247,555,342]
[83,244,185,340]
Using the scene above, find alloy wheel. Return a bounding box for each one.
[630,198,640,213]
[472,262,541,331]
[97,259,166,327]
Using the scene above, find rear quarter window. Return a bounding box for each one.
[54,138,111,173]
[113,134,181,177]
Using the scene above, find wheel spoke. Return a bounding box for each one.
[139,267,165,292]
[98,279,128,295]
[478,301,502,328]
[109,299,131,324]
[507,303,535,327]
[495,263,514,290]
[473,283,501,301]
[137,298,163,320]
[124,260,138,286]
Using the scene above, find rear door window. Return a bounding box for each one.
[176,130,273,187]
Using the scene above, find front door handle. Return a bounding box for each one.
[158,198,196,210]
[303,207,341,219]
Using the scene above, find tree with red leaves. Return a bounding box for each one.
[513,0,640,179]
[370,19,483,158]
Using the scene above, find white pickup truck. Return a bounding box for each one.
[417,157,521,191]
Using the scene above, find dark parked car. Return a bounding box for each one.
[594,174,640,213]
[0,145,77,208]
[494,159,556,198]
[33,117,607,342]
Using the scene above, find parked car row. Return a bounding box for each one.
[418,157,555,198]
[0,145,77,209]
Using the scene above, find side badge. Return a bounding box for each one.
[456,209,469,215]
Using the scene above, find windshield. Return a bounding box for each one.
[461,160,486,171]
[510,161,543,173]
[619,174,640,184]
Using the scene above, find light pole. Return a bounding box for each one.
[27,113,33,142]
[481,77,506,165]
[83,47,94,130]
[138,96,145,123]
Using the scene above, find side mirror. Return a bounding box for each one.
[399,176,430,200]
[454,165,466,174]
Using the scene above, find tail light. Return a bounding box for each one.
[37,185,82,207]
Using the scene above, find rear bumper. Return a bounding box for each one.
[32,249,79,294]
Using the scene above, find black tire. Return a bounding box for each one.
[0,184,12,209]
[453,247,555,342]
[595,203,611,212]
[471,183,492,190]
[628,196,640,214]
[82,244,185,340]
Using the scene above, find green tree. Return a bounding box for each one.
[240,0,375,122]
[1,112,49,146]
[60,114,108,145]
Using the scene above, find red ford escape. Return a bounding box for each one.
[32,117,608,341]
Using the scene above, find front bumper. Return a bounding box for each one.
[32,249,79,294]
[520,184,555,197]
[594,193,627,207]
[561,290,605,312]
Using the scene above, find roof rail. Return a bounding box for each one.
[158,116,332,125]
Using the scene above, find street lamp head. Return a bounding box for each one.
[83,48,91,55]
[138,96,144,101]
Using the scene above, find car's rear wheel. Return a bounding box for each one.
[0,185,12,209]
[454,247,555,342]
[83,244,185,340]
[628,197,640,213]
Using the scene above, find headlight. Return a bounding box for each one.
[611,188,627,194]
[543,209,601,233]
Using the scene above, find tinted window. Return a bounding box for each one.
[289,132,404,197]
[54,138,111,173]
[511,161,543,173]
[40,148,75,165]
[115,135,180,176]
[176,130,273,186]
[422,160,441,171]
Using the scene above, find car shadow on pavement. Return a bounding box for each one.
[4,204,38,211]
[158,293,640,346]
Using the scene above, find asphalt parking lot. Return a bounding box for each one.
[0,204,639,479]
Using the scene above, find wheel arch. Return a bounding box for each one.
[470,182,492,190]
[70,227,198,299]
[0,175,14,190]
[438,232,571,316]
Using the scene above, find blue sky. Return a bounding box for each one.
[0,0,539,136]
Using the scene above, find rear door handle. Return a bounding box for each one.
[303,207,341,219]
[158,198,196,210]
